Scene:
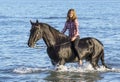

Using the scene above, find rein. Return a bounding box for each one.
[35,41,71,49]
[55,41,71,47]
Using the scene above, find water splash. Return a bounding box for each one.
[55,63,120,73]
[13,63,120,74]
[55,63,94,72]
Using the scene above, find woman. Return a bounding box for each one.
[61,9,82,65]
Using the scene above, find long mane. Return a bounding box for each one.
[43,23,70,44]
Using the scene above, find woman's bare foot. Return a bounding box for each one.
[79,60,83,66]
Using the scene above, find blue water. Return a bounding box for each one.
[0,0,120,82]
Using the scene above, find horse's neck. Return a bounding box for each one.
[42,29,56,47]
[42,25,69,47]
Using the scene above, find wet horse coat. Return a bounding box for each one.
[28,20,109,69]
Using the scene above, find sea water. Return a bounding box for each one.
[0,0,120,82]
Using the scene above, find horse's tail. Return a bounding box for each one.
[92,38,108,68]
[100,49,111,69]
[100,49,107,67]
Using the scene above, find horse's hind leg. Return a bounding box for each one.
[91,59,98,69]
[91,54,99,69]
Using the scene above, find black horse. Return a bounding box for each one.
[28,20,109,69]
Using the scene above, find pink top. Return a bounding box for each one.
[61,19,79,39]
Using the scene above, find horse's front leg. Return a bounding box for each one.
[51,59,57,66]
[55,58,67,70]
[58,58,65,66]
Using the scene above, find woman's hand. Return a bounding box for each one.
[71,37,76,41]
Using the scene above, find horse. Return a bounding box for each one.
[28,20,109,69]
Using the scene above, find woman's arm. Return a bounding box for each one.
[71,19,79,41]
[74,19,79,37]
[61,22,67,34]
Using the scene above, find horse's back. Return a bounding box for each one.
[78,37,104,59]
[79,37,104,53]
[79,37,103,46]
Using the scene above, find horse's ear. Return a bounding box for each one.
[30,20,33,25]
[36,20,39,23]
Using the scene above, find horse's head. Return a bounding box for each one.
[28,20,43,48]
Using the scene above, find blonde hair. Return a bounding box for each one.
[67,9,77,22]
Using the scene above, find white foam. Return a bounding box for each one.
[13,67,44,74]
[55,63,95,72]
[55,63,120,73]
[13,63,120,74]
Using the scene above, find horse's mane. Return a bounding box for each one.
[42,23,70,44]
